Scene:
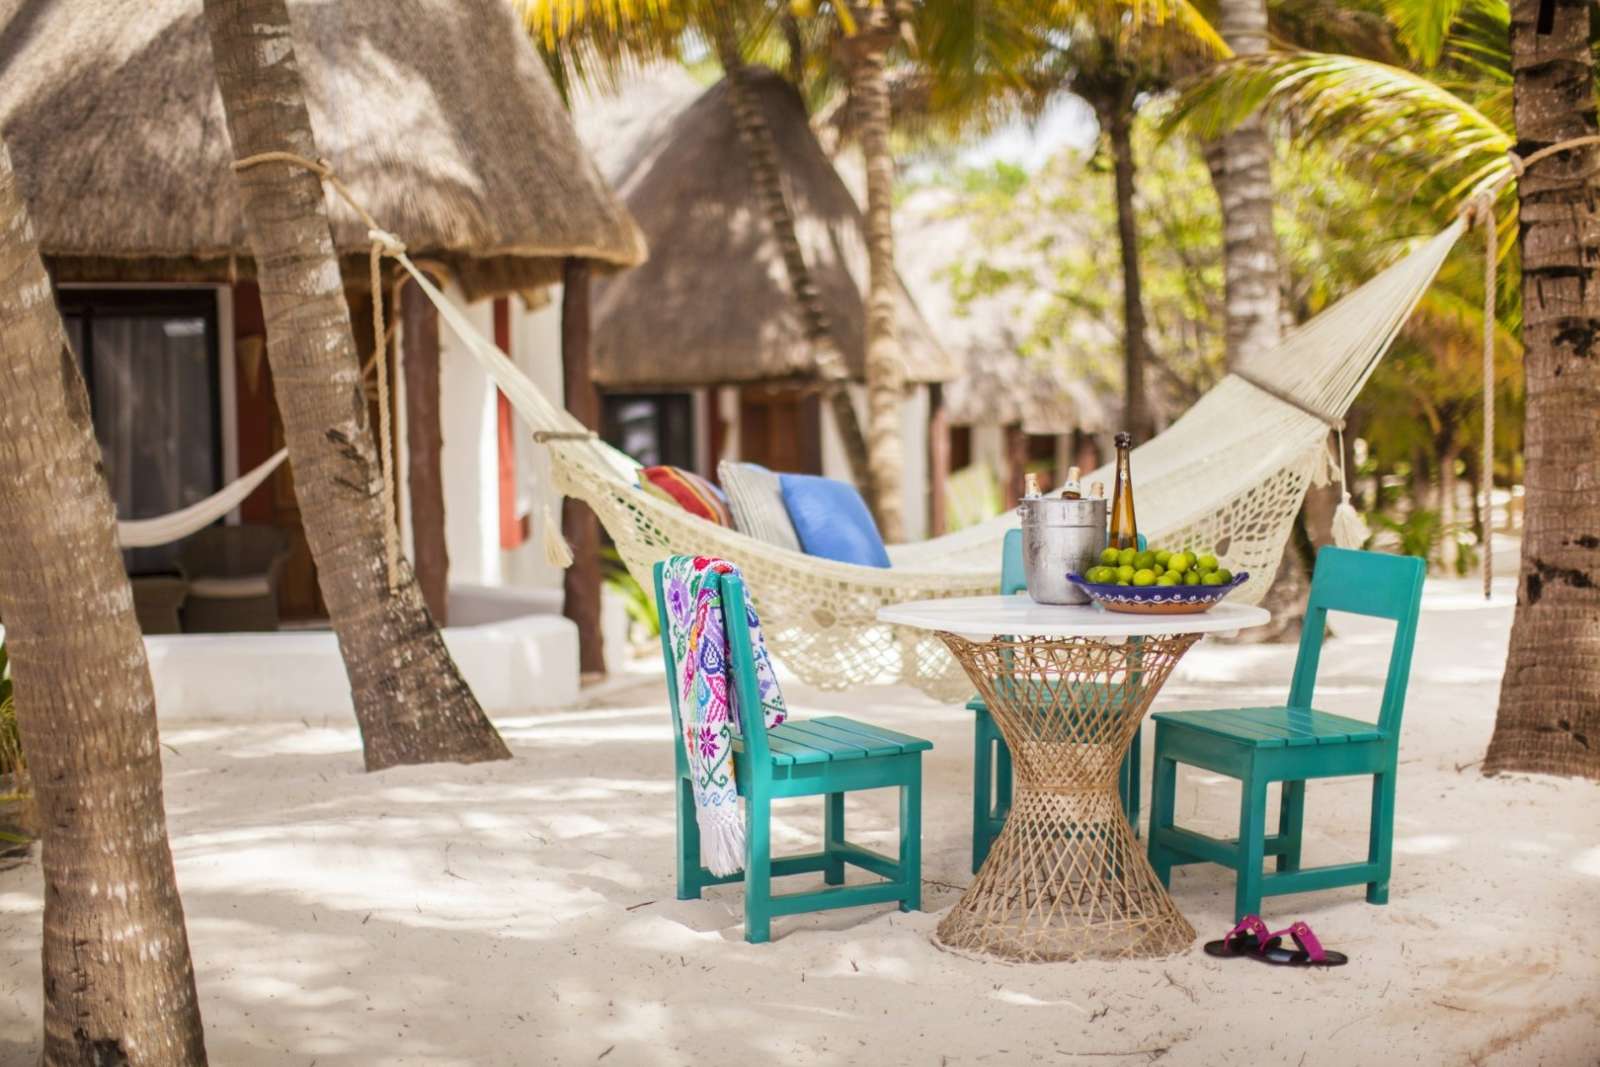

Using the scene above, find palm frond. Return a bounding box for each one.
[1166,51,1513,211]
[1380,0,1468,67]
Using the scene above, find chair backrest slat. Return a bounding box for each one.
[1287,547,1426,736]
[652,561,690,777]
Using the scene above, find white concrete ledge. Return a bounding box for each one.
[144,612,579,720]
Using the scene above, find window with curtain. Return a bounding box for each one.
[59,289,222,575]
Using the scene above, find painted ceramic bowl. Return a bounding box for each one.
[1065,571,1250,615]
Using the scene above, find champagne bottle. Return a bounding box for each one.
[1109,431,1138,549]
[1090,481,1106,498]
[1061,466,1082,500]
[1023,472,1041,499]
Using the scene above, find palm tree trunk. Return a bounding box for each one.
[713,23,875,499]
[204,0,509,772]
[1205,0,1282,367]
[846,9,906,540]
[1104,91,1153,441]
[1486,0,1600,780]
[0,136,208,1065]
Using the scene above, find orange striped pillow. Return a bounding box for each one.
[640,466,733,527]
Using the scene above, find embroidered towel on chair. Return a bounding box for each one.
[661,555,788,876]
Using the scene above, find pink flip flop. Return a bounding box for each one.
[1202,914,1280,958]
[1253,920,1348,968]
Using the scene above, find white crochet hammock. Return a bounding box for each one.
[121,217,1464,698]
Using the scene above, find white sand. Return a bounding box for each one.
[3,573,1598,1066]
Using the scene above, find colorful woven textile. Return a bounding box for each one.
[661,555,787,876]
[641,465,733,526]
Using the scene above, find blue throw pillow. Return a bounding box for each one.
[778,473,891,568]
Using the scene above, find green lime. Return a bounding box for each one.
[1115,564,1136,582]
[1155,549,1172,566]
[1167,551,1193,574]
[1099,547,1121,566]
[1117,547,1137,567]
[1198,553,1220,574]
[1157,573,1180,586]
[1201,571,1225,586]
[1091,566,1116,583]
[1133,568,1157,587]
[1134,550,1157,570]
[1117,579,1131,586]
[1183,571,1201,586]
[1215,568,1233,583]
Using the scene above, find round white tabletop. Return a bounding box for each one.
[877,595,1270,640]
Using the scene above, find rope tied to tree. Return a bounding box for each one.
[1448,135,1600,600]
[230,150,411,592]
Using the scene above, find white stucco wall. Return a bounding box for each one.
[503,294,566,591]
[436,286,501,586]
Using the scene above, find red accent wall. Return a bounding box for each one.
[494,298,527,549]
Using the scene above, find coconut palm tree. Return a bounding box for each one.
[524,0,1220,527]
[1485,0,1600,780]
[1207,0,1282,367]
[0,135,208,1065]
[1171,0,1600,778]
[203,0,510,772]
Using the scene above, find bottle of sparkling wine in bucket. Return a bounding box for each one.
[1023,472,1041,498]
[1109,431,1138,549]
[1061,466,1083,499]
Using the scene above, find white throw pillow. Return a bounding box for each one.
[719,460,804,553]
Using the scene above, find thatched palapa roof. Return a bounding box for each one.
[583,68,954,387]
[0,0,646,299]
[895,185,1111,434]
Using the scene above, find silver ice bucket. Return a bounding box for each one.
[1018,497,1108,605]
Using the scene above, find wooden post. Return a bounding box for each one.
[1004,423,1028,510]
[927,383,949,536]
[561,257,606,677]
[402,277,449,624]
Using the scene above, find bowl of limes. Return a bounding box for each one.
[1067,546,1247,615]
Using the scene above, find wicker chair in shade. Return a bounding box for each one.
[130,575,189,635]
[178,525,291,632]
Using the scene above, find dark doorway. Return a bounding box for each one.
[59,288,222,576]
[602,392,697,469]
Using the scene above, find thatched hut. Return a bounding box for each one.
[0,0,643,625]
[895,183,1112,529]
[0,0,643,295]
[578,67,955,535]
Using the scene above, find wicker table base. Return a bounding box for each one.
[936,630,1202,962]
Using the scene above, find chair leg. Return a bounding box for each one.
[1366,770,1396,905]
[971,715,994,875]
[676,776,702,901]
[1235,776,1270,921]
[1121,727,1143,837]
[1276,779,1306,873]
[744,791,772,944]
[900,759,923,912]
[994,734,1014,821]
[1147,753,1178,888]
[823,791,846,886]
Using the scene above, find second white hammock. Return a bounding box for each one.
[117,448,289,548]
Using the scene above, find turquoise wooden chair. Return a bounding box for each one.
[654,562,930,944]
[966,529,1144,873]
[1146,546,1425,920]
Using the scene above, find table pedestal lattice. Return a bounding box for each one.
[937,631,1201,962]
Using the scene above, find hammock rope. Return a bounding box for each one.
[230,150,408,589]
